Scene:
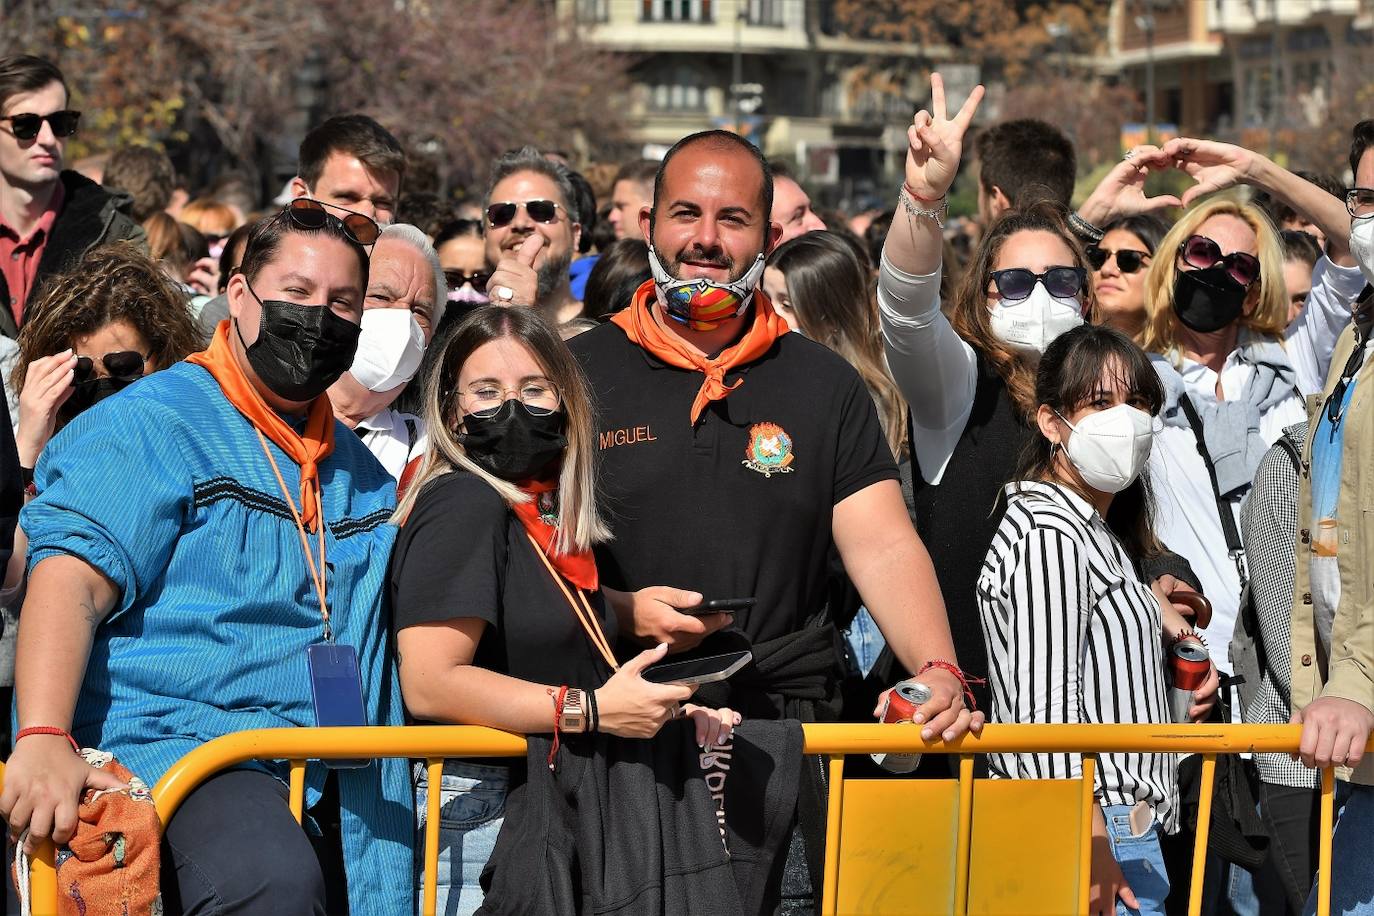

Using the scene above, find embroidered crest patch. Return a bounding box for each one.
[742,422,795,477]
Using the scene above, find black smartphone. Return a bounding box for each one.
[642,650,753,686]
[681,597,756,617]
[307,643,371,769]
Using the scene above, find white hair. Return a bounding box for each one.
[378,222,447,326]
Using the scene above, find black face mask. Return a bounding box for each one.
[237,291,361,402]
[458,399,568,482]
[60,377,132,423]
[1173,266,1249,333]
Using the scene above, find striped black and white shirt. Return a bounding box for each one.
[978,481,1179,832]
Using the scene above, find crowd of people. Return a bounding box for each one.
[0,51,1368,916]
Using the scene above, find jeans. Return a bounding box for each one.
[1257,781,1320,915]
[414,760,508,916]
[1304,781,1374,916]
[1103,804,1170,916]
[160,769,344,915]
[843,607,886,679]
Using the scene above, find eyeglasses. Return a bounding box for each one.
[1347,187,1374,220]
[1086,246,1150,274]
[1178,235,1261,287]
[286,198,380,246]
[486,199,565,229]
[988,266,1088,302]
[459,379,561,417]
[73,350,148,386]
[0,110,80,141]
[444,268,492,291]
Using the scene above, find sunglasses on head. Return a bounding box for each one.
[1178,235,1261,287]
[486,199,564,229]
[1,110,80,141]
[444,268,492,290]
[1086,245,1150,274]
[988,266,1088,302]
[73,351,147,386]
[286,198,380,246]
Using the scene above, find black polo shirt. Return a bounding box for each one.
[568,318,897,652]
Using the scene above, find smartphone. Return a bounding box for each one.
[307,643,371,769]
[682,597,756,617]
[643,650,753,686]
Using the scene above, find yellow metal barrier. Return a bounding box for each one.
[2,724,1364,915]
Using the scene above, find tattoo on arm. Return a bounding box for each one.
[80,598,103,630]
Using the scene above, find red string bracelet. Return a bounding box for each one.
[902,181,946,204]
[548,685,568,772]
[917,660,987,711]
[15,726,80,754]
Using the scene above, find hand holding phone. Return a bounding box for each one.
[682,597,756,617]
[643,650,753,686]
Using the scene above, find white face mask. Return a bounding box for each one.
[1057,403,1155,494]
[349,308,427,393]
[989,282,1084,354]
[1350,217,1374,288]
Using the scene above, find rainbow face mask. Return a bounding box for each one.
[648,246,767,331]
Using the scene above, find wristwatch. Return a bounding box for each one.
[558,688,588,734]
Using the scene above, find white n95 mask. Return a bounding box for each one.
[349,308,426,393]
[989,283,1084,354]
[1350,215,1374,288]
[1058,404,1156,494]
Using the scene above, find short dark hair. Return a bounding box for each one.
[298,114,405,191]
[613,158,660,188]
[651,130,773,229]
[976,119,1076,208]
[583,238,650,321]
[484,146,580,223]
[566,169,598,253]
[433,218,483,249]
[1280,228,1322,267]
[102,146,176,222]
[238,208,369,289]
[395,191,452,238]
[1100,213,1171,256]
[0,55,67,115]
[1351,120,1374,182]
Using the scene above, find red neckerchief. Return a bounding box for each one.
[509,477,598,592]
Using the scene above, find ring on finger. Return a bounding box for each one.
[492,285,514,302]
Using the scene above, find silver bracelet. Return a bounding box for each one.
[898,185,948,230]
[1068,211,1105,243]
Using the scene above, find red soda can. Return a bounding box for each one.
[1168,637,1211,723]
[872,680,932,773]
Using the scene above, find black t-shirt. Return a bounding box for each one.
[567,319,897,650]
[388,471,618,711]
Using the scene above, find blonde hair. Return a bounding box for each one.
[392,306,609,553]
[178,197,240,237]
[1140,199,1288,359]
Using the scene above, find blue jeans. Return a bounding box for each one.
[1104,804,1170,916]
[414,760,509,916]
[1304,781,1374,916]
[843,606,886,678]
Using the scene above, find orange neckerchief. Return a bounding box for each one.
[188,320,336,531]
[611,278,789,425]
[510,477,599,592]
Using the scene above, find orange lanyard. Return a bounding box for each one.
[526,533,618,672]
[257,430,331,641]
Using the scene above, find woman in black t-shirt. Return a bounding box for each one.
[390,305,738,916]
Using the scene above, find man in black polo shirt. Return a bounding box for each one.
[567,130,981,912]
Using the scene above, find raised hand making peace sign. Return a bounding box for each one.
[903,73,986,202]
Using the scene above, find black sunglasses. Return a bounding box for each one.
[1,110,80,141]
[444,268,492,290]
[486,199,564,229]
[989,266,1088,302]
[73,351,147,386]
[1179,235,1261,288]
[287,198,380,246]
[1086,245,1150,274]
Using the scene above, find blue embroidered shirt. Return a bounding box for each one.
[22,361,413,913]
